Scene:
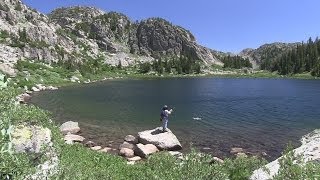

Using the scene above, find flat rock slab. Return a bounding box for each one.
[127,156,142,162]
[135,143,159,158]
[137,127,182,151]
[91,146,102,151]
[60,121,80,135]
[64,134,85,142]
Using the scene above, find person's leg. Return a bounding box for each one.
[162,119,168,131]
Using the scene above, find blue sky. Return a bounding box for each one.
[22,0,320,53]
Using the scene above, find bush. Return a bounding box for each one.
[139,62,151,73]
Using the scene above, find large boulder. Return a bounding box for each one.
[135,143,159,158]
[137,127,182,150]
[11,125,51,153]
[60,121,80,134]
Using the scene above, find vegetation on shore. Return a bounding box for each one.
[261,37,320,77]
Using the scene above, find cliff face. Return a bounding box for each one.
[0,0,303,76]
[49,9,223,65]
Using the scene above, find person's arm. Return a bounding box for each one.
[166,109,173,115]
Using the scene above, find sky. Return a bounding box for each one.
[22,0,320,53]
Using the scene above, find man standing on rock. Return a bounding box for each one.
[160,105,173,132]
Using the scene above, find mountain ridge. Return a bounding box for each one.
[0,0,299,76]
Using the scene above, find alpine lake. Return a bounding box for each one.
[30,77,320,160]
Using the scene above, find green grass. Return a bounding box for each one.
[55,145,265,180]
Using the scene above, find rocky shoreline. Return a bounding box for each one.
[60,121,187,164]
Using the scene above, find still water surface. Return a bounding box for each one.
[30,78,320,160]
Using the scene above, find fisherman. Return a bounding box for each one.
[160,105,173,132]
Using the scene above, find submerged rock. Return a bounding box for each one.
[230,147,244,154]
[137,127,182,151]
[250,129,320,180]
[60,121,80,134]
[135,143,159,158]
[11,125,51,153]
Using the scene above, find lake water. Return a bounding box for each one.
[30,78,320,160]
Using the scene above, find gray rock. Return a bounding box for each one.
[60,121,80,134]
[230,147,244,154]
[210,157,224,164]
[16,93,31,103]
[70,76,80,82]
[119,141,136,150]
[32,87,40,92]
[64,134,85,142]
[35,84,46,91]
[168,151,183,157]
[135,143,159,158]
[138,127,182,150]
[99,147,112,153]
[91,146,102,151]
[84,140,96,147]
[119,148,135,158]
[124,135,138,144]
[11,125,51,153]
[127,156,142,162]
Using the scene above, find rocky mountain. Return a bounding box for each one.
[0,0,303,77]
[239,42,299,69]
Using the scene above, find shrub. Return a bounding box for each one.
[139,62,151,73]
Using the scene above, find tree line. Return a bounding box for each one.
[139,54,201,74]
[261,37,320,77]
[222,55,252,69]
